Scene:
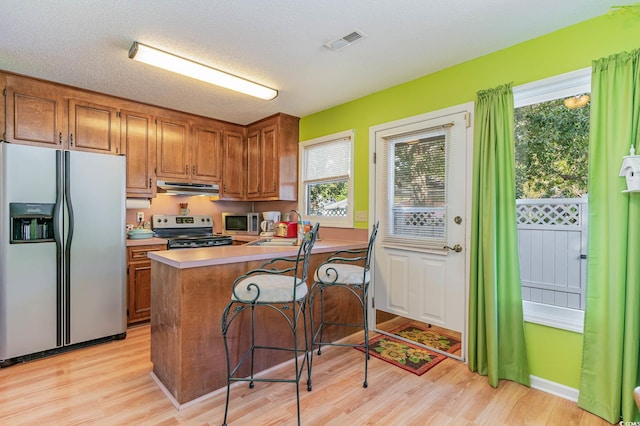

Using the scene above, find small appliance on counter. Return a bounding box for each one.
[221,212,261,235]
[259,211,281,237]
[274,221,298,238]
[260,220,275,237]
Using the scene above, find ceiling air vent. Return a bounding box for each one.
[324,29,367,51]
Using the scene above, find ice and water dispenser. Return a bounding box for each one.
[10,203,55,243]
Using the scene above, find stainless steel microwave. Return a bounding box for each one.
[221,212,261,235]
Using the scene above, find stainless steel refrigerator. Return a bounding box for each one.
[0,142,126,366]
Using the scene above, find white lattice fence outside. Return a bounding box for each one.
[392,207,446,239]
[516,197,586,230]
[516,197,588,310]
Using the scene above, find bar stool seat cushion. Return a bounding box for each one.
[232,274,308,303]
[315,264,370,285]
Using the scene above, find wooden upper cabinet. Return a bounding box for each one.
[5,75,121,155]
[245,128,260,198]
[4,75,66,148]
[246,123,278,199]
[155,116,190,180]
[2,73,300,202]
[121,109,156,198]
[245,113,299,201]
[221,128,245,199]
[260,124,279,199]
[69,99,120,154]
[156,117,222,184]
[191,124,222,183]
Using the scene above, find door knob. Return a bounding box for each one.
[444,244,462,253]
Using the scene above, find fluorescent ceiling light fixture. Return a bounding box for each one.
[128,42,278,100]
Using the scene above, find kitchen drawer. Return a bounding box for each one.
[127,244,167,262]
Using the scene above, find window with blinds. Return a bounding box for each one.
[381,127,450,250]
[299,130,354,227]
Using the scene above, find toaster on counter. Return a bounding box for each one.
[274,221,297,238]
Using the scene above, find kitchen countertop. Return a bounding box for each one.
[126,237,169,247]
[147,239,367,269]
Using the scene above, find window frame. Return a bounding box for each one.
[513,67,590,334]
[298,130,355,228]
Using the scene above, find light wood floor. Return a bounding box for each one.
[0,325,610,425]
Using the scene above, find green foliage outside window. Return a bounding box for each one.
[514,98,590,199]
[394,135,446,207]
[307,181,348,216]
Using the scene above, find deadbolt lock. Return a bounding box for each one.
[454,216,462,224]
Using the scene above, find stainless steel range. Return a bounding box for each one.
[152,214,232,249]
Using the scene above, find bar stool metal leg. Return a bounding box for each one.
[308,221,378,389]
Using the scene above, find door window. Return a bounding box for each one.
[381,127,451,250]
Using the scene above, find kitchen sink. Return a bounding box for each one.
[245,238,297,246]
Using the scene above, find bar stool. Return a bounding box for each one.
[221,223,319,426]
[308,221,378,389]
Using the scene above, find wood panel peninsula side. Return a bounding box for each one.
[148,239,367,406]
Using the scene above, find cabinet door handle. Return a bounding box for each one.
[59,132,63,145]
[185,165,188,174]
[70,133,74,146]
[149,178,152,189]
[192,165,196,175]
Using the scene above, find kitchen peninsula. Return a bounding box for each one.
[148,239,367,407]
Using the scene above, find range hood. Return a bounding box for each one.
[157,181,220,198]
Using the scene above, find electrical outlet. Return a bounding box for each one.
[136,212,144,223]
[355,210,368,221]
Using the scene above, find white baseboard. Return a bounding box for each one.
[530,375,579,402]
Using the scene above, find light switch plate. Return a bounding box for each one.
[355,210,368,221]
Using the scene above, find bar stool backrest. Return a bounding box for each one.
[296,222,320,284]
[364,221,379,273]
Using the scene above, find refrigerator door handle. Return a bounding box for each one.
[64,151,74,345]
[54,150,64,347]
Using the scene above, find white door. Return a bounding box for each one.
[371,104,472,358]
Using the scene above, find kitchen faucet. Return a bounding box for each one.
[288,209,304,245]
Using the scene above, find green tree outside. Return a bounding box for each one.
[514,97,590,199]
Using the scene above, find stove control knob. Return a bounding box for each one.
[163,218,168,223]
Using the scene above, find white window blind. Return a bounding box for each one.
[299,130,354,227]
[381,125,451,250]
[303,137,351,183]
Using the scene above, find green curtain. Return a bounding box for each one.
[578,49,640,424]
[468,83,530,387]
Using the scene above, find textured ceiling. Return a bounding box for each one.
[0,1,632,125]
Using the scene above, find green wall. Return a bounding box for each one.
[299,12,640,389]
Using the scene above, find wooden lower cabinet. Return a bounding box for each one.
[127,244,166,325]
